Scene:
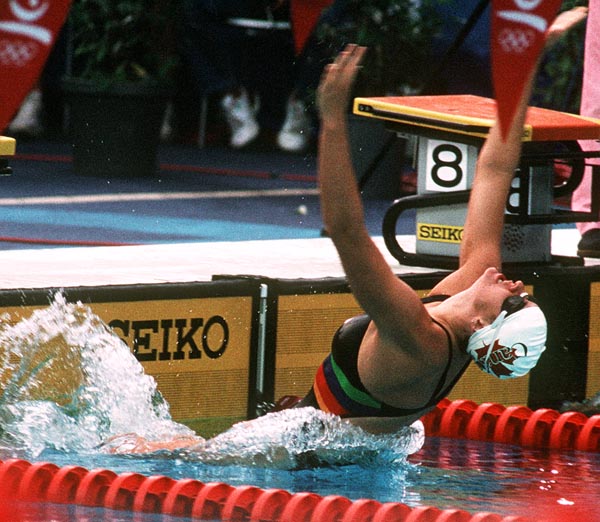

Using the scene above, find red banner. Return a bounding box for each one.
[290,0,333,55]
[0,0,71,133]
[491,0,562,138]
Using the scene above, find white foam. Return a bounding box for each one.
[0,294,194,456]
[189,407,424,469]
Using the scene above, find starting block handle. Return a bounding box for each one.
[382,190,470,270]
[381,135,600,268]
[521,140,585,200]
[382,188,589,269]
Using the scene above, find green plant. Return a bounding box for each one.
[316,0,443,95]
[68,0,177,84]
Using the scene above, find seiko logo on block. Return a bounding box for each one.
[109,316,230,362]
[417,223,464,244]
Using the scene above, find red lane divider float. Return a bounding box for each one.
[0,457,529,522]
[422,399,600,452]
[0,400,596,521]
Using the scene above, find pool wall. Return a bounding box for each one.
[0,263,598,435]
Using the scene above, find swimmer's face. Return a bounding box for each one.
[471,267,536,324]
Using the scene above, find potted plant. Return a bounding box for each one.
[316,0,440,96]
[63,0,178,177]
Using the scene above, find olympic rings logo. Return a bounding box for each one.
[0,38,38,66]
[497,27,535,54]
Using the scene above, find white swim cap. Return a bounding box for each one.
[466,306,547,379]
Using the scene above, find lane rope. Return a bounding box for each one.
[0,400,597,521]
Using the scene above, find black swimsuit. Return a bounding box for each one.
[299,295,470,418]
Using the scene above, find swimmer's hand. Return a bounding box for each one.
[317,44,367,124]
[545,6,588,48]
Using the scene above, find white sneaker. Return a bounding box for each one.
[8,89,43,136]
[277,97,311,152]
[160,101,174,142]
[221,89,259,148]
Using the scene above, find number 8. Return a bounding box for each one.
[431,144,464,188]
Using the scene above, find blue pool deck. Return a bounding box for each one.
[0,135,597,288]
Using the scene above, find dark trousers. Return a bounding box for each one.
[177,0,297,130]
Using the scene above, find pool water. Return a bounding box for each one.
[12,436,594,521]
[0,296,598,521]
[409,438,600,520]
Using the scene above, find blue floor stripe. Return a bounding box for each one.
[0,208,319,241]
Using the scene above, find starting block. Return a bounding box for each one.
[0,136,16,176]
[354,95,600,268]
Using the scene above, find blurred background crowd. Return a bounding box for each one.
[5,0,587,154]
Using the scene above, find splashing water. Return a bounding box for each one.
[191,407,424,469]
[0,295,424,468]
[0,294,195,456]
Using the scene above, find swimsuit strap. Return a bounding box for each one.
[421,294,451,304]
[425,318,463,408]
[418,295,455,407]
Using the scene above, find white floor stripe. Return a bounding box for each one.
[0,231,593,291]
[0,188,320,206]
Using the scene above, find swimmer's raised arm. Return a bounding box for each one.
[430,6,588,296]
[317,7,587,340]
[317,45,434,345]
[317,45,367,241]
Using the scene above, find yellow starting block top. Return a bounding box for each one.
[0,136,16,156]
[354,95,600,142]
